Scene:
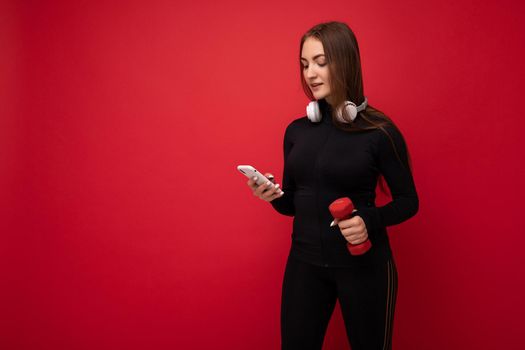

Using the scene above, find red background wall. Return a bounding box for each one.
[2,0,524,349]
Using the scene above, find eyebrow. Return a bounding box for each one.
[300,54,325,62]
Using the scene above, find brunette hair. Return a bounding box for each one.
[299,21,414,196]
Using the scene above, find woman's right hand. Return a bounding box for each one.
[247,173,284,202]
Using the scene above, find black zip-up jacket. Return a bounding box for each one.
[270,98,419,267]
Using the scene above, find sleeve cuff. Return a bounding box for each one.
[355,206,382,233]
[270,194,295,217]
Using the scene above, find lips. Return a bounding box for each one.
[311,83,323,87]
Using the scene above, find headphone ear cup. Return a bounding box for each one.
[336,101,358,123]
[307,101,321,123]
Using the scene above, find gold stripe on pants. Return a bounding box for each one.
[383,259,398,350]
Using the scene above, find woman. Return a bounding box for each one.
[246,21,419,350]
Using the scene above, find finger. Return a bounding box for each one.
[343,233,359,245]
[247,177,260,191]
[339,216,363,229]
[349,216,363,225]
[268,188,284,201]
[340,227,360,239]
[255,180,275,197]
[337,219,354,230]
[261,183,280,199]
[264,173,275,183]
[350,234,368,245]
[262,183,284,200]
[348,238,364,245]
[344,231,367,245]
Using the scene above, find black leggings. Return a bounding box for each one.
[281,254,398,350]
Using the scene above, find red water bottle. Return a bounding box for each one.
[329,197,372,255]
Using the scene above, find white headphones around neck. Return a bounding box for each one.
[306,97,368,123]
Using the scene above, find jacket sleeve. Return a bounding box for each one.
[357,124,419,231]
[270,123,295,216]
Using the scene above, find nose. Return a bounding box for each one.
[305,65,317,79]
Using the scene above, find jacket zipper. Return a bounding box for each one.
[315,126,334,267]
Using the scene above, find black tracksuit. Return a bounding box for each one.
[269,98,418,349]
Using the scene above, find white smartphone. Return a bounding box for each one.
[237,165,272,186]
[237,165,284,196]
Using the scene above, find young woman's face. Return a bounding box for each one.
[301,37,332,103]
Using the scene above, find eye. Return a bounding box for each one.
[302,62,327,70]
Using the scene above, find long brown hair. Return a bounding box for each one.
[299,21,413,196]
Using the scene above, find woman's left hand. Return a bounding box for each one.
[333,215,368,245]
